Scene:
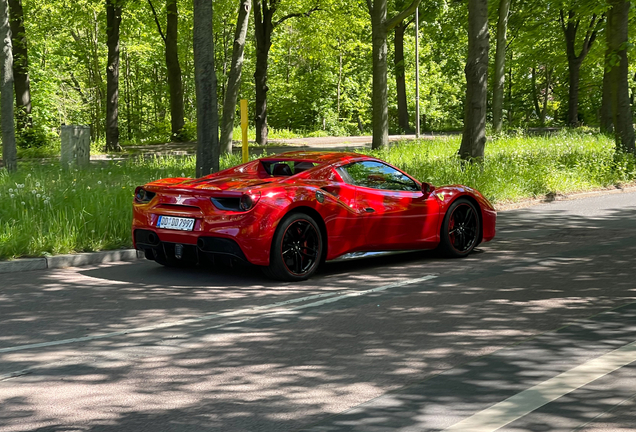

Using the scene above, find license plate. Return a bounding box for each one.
[157,215,195,231]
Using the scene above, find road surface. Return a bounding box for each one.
[1,192,636,431]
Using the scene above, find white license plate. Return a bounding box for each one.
[157,216,195,231]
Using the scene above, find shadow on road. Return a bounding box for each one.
[1,206,636,431]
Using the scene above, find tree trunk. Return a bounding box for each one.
[394,21,411,134]
[7,0,30,131]
[253,0,274,146]
[193,0,219,176]
[507,48,513,125]
[541,67,551,126]
[105,0,122,152]
[371,2,389,149]
[560,10,602,127]
[220,0,251,154]
[337,47,342,118]
[165,0,185,141]
[600,48,613,134]
[492,0,510,134]
[459,0,489,161]
[368,0,421,149]
[0,0,16,172]
[607,0,635,153]
[531,67,541,120]
[567,58,582,125]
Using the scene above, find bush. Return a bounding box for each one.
[16,125,56,149]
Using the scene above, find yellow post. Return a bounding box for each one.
[240,99,249,163]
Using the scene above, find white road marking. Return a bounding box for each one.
[444,340,636,432]
[0,275,437,354]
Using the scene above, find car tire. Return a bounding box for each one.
[265,213,323,281]
[438,198,480,258]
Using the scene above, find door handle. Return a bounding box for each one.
[364,207,375,213]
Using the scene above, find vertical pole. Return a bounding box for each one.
[241,99,248,163]
[415,7,420,138]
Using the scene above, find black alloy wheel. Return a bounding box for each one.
[438,198,480,258]
[265,213,322,281]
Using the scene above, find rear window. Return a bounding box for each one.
[261,160,318,177]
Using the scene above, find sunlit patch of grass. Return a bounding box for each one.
[1,130,634,260]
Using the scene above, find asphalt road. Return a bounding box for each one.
[1,192,636,431]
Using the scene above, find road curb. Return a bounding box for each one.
[0,249,142,275]
[495,185,636,211]
[1,185,635,275]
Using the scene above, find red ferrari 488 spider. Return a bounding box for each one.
[132,151,496,280]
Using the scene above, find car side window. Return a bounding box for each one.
[340,161,419,192]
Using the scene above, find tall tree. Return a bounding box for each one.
[106,0,122,151]
[600,48,613,134]
[7,0,30,131]
[221,0,251,154]
[393,10,415,134]
[193,0,219,176]
[492,0,511,134]
[559,9,603,126]
[367,0,421,149]
[0,0,15,172]
[253,0,319,146]
[606,0,635,153]
[458,0,489,161]
[148,0,185,141]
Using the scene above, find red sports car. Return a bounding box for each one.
[132,151,496,280]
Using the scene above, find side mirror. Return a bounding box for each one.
[422,182,435,197]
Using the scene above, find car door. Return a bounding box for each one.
[339,161,439,250]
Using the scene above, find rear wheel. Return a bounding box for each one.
[438,198,480,258]
[265,213,322,281]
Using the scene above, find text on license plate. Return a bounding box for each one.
[157,215,195,231]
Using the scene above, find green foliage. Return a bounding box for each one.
[5,0,632,150]
[16,125,57,149]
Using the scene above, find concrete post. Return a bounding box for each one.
[61,125,90,168]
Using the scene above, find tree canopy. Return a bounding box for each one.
[0,0,634,169]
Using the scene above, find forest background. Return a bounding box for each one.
[0,0,632,158]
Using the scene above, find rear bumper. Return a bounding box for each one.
[134,228,249,264]
[132,201,278,265]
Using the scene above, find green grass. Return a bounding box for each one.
[369,131,636,204]
[0,153,244,260]
[1,131,634,260]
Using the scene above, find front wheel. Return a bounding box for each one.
[438,198,480,258]
[264,213,323,281]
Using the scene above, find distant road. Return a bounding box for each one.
[108,133,455,160]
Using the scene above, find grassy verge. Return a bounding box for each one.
[371,131,636,204]
[1,131,634,260]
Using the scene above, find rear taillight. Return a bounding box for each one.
[239,192,261,211]
[134,187,156,204]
